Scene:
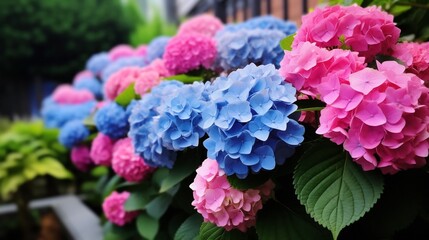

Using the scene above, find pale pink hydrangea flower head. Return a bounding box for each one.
[71,145,93,171]
[178,14,224,37]
[294,5,400,62]
[52,84,95,104]
[134,59,170,96]
[112,138,155,182]
[73,70,94,83]
[104,67,145,100]
[90,133,115,166]
[392,42,429,84]
[190,159,274,232]
[163,33,217,75]
[108,44,135,61]
[135,45,148,57]
[316,61,429,174]
[102,191,139,226]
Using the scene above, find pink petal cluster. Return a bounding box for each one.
[102,191,139,226]
[280,42,365,97]
[104,67,144,100]
[135,45,148,57]
[73,70,94,83]
[90,133,115,166]
[178,14,224,37]
[112,138,155,182]
[52,85,95,104]
[316,61,429,174]
[190,159,274,232]
[134,59,170,96]
[108,44,136,61]
[163,33,217,75]
[392,42,429,84]
[71,145,93,171]
[294,5,400,61]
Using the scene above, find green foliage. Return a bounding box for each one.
[0,121,72,198]
[0,0,134,80]
[198,222,246,240]
[280,34,296,51]
[293,140,384,239]
[137,213,159,240]
[115,83,139,107]
[165,74,204,84]
[174,214,203,240]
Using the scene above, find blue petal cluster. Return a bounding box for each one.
[129,81,184,168]
[243,16,297,36]
[74,77,103,98]
[216,29,285,70]
[86,52,110,75]
[202,63,305,178]
[101,56,146,82]
[58,120,89,148]
[145,36,171,63]
[94,102,129,139]
[42,97,96,128]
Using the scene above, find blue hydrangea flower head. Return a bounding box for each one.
[42,97,96,128]
[202,63,305,178]
[243,16,298,36]
[86,52,110,75]
[74,77,103,98]
[101,56,147,82]
[146,36,171,63]
[58,120,89,148]
[129,80,184,168]
[216,29,285,71]
[94,102,129,139]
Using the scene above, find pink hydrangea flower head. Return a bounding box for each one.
[71,145,93,171]
[178,14,224,37]
[294,5,400,61]
[133,59,170,96]
[144,59,171,78]
[90,133,115,166]
[108,44,135,61]
[163,33,217,75]
[112,138,155,182]
[102,191,139,226]
[73,70,94,83]
[52,84,95,104]
[104,67,145,100]
[280,42,365,97]
[135,45,148,57]
[392,42,429,84]
[190,159,274,232]
[316,61,429,174]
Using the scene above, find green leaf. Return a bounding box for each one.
[227,172,270,190]
[103,175,122,198]
[152,168,170,187]
[293,139,384,239]
[103,222,136,240]
[165,74,203,83]
[174,214,203,240]
[256,200,330,240]
[159,156,199,193]
[39,157,73,179]
[280,33,296,51]
[115,83,139,107]
[146,193,173,219]
[198,222,245,240]
[124,188,156,211]
[137,212,159,240]
[295,99,326,112]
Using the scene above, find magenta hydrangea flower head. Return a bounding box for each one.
[90,133,115,166]
[163,33,217,75]
[112,138,155,182]
[190,159,274,232]
[52,84,95,104]
[392,42,429,84]
[280,42,366,97]
[104,66,144,100]
[178,14,224,37]
[294,5,400,62]
[108,44,135,61]
[71,145,93,171]
[102,191,139,226]
[316,61,429,174]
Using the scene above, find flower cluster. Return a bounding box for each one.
[108,44,136,61]
[102,191,139,226]
[105,67,144,100]
[280,42,366,97]
[145,36,171,63]
[163,33,217,75]
[86,52,110,75]
[316,61,429,173]
[134,59,170,96]
[73,76,103,98]
[293,5,400,61]
[52,85,95,104]
[42,98,96,128]
[94,102,130,139]
[58,120,90,148]
[216,29,285,71]
[74,70,94,82]
[392,42,429,83]
[71,145,93,171]
[202,64,304,178]
[112,138,155,182]
[190,159,274,232]
[101,56,147,82]
[90,133,115,166]
[178,14,224,37]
